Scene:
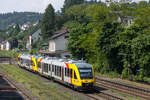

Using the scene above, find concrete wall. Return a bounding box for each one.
[32,29,41,43]
[55,34,68,51]
[49,33,68,52]
[6,41,11,51]
[49,40,55,52]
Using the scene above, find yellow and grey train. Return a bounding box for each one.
[17,54,96,90]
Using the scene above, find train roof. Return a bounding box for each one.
[19,54,32,59]
[19,54,92,68]
[41,57,92,68]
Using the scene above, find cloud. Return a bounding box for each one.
[0,0,65,13]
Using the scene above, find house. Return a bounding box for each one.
[26,29,42,50]
[21,22,32,31]
[48,29,71,58]
[116,16,134,27]
[32,29,42,43]
[0,40,11,51]
[122,16,134,27]
[0,38,3,50]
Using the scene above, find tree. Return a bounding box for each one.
[135,7,150,27]
[41,4,55,39]
[14,24,20,33]
[137,1,148,8]
[96,21,124,73]
[18,44,23,49]
[118,24,150,79]
[62,0,85,13]
[68,24,91,60]
[65,4,88,23]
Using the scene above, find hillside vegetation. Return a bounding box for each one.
[0,12,42,29]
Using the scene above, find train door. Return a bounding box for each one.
[50,63,52,77]
[41,63,44,75]
[38,62,42,74]
[72,70,79,86]
[29,60,32,70]
[48,64,51,77]
[62,67,64,82]
[64,67,70,83]
[51,64,55,78]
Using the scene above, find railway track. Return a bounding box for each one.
[96,76,150,100]
[85,90,124,100]
[0,71,39,100]
[16,65,124,100]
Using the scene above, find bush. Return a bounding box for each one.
[30,49,36,55]
[121,67,133,80]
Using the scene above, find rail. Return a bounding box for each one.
[96,76,150,99]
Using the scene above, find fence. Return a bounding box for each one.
[0,56,11,64]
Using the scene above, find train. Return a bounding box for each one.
[17,54,96,90]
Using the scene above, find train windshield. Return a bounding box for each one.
[78,68,93,79]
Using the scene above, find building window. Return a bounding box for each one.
[50,42,55,51]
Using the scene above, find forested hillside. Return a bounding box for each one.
[0,12,42,29]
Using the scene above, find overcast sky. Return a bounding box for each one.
[0,0,147,13]
[0,0,65,13]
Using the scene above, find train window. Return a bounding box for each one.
[21,59,23,64]
[56,66,58,76]
[65,68,66,76]
[59,66,61,77]
[52,65,54,72]
[38,62,41,68]
[78,68,93,79]
[65,68,69,77]
[27,60,30,66]
[70,69,72,78]
[74,71,77,79]
[32,61,35,66]
[44,63,48,73]
[49,64,51,71]
[30,60,31,66]
[55,65,57,75]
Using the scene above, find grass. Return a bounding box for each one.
[0,50,21,58]
[0,64,83,100]
[110,90,141,100]
[96,71,120,78]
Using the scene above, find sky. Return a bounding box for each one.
[0,0,148,13]
[0,0,65,13]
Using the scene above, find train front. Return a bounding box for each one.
[73,63,96,90]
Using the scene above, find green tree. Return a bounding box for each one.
[41,4,55,39]
[62,0,85,13]
[68,24,90,60]
[65,4,88,23]
[18,44,23,49]
[96,22,124,73]
[135,7,150,27]
[118,24,150,79]
[137,1,148,8]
